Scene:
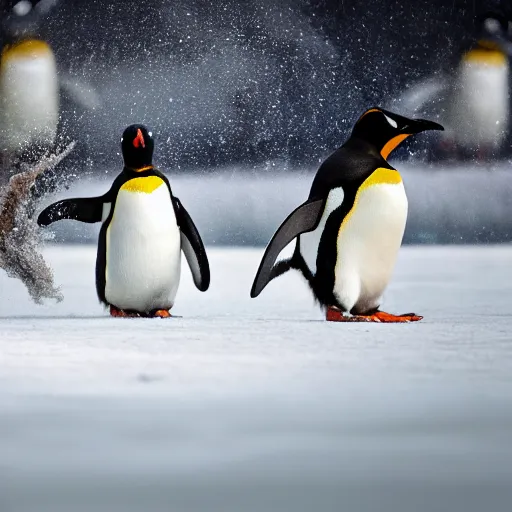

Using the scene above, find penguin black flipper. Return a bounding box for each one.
[250,198,325,298]
[173,196,210,292]
[37,197,105,226]
[37,171,125,227]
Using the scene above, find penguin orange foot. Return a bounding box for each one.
[371,311,422,322]
[109,306,141,318]
[151,309,172,318]
[326,308,422,323]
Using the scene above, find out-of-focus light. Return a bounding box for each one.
[484,18,501,34]
[13,1,32,17]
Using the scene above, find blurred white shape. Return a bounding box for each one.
[0,41,59,153]
[12,1,32,16]
[448,53,509,149]
[388,76,447,116]
[483,18,501,35]
[59,74,102,111]
[34,0,60,15]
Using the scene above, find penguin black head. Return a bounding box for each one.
[473,11,512,54]
[350,107,444,160]
[1,1,50,43]
[121,124,155,170]
[476,11,509,38]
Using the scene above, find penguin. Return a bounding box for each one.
[444,12,510,156]
[250,107,443,323]
[389,11,511,160]
[0,1,58,160]
[0,1,100,190]
[37,124,210,318]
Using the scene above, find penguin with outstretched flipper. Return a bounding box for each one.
[251,107,443,323]
[38,125,210,318]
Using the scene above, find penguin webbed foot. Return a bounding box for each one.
[151,309,172,318]
[109,306,172,318]
[109,305,141,318]
[369,310,423,323]
[326,307,422,323]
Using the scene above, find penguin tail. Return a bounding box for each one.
[269,243,310,280]
[251,243,314,298]
[268,258,294,281]
[251,255,297,298]
[268,247,315,292]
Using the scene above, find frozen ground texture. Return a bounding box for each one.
[1,245,512,512]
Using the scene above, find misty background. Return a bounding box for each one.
[5,0,512,244]
[41,0,512,168]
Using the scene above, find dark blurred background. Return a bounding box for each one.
[4,0,510,172]
[2,0,512,245]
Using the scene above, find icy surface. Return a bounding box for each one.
[1,245,512,512]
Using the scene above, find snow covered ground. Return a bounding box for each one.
[1,244,512,512]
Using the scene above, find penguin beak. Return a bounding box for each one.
[406,119,445,134]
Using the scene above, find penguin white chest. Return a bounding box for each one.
[0,42,59,152]
[333,170,408,314]
[450,54,509,148]
[104,177,181,312]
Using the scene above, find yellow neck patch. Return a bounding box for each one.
[120,176,164,194]
[360,167,402,191]
[463,47,506,66]
[338,167,402,235]
[1,39,52,62]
